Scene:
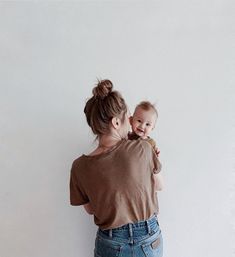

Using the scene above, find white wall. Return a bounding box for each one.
[0,1,234,257]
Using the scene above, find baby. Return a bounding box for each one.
[128,101,163,192]
[128,101,160,156]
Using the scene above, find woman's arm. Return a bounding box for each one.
[153,173,164,191]
[83,202,94,215]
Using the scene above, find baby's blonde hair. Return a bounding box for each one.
[135,101,158,118]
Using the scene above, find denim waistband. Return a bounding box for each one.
[98,213,159,239]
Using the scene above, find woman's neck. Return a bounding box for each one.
[98,134,122,148]
[87,134,122,156]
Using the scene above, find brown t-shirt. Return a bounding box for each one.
[69,138,162,230]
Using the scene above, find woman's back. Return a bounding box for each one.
[70,138,161,230]
[70,79,163,256]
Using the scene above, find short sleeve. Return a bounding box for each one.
[69,162,89,206]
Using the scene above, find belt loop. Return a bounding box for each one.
[128,223,133,238]
[109,229,112,238]
[128,223,134,244]
[146,219,151,234]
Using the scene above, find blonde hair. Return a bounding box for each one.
[135,101,158,118]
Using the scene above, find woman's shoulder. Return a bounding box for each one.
[71,139,152,165]
[71,155,86,170]
[122,138,152,153]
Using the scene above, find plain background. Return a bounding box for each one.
[0,1,234,257]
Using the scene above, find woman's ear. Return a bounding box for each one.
[111,117,121,129]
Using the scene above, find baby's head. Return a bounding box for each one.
[130,101,158,139]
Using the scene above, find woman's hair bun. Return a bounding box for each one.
[92,79,113,99]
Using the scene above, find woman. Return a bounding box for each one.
[69,79,163,257]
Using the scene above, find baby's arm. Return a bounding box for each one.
[149,138,163,191]
[147,138,160,157]
[152,142,160,157]
[154,147,160,157]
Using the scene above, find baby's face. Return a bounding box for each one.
[131,107,156,139]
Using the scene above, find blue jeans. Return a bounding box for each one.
[94,214,163,257]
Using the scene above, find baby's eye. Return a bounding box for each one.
[137,120,141,123]
[146,123,151,126]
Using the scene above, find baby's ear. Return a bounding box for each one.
[129,116,133,125]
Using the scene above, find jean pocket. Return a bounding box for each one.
[141,231,163,257]
[94,235,122,257]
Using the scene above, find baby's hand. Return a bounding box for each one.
[155,147,160,157]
